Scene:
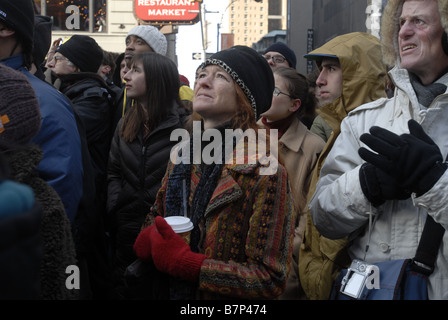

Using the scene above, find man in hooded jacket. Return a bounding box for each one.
[309,0,448,300]
[298,32,387,300]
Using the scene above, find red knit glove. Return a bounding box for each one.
[134,216,206,282]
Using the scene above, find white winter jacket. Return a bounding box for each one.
[310,66,448,300]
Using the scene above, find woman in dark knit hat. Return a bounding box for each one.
[134,46,295,300]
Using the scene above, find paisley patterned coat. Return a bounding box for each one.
[142,140,296,300]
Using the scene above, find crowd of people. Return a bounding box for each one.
[0,0,447,300]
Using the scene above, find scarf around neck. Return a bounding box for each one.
[409,72,447,108]
[165,120,234,253]
[261,113,295,138]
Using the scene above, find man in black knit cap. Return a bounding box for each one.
[263,42,297,70]
[47,36,115,271]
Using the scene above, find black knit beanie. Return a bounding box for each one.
[0,64,41,150]
[57,35,103,73]
[264,42,297,69]
[0,0,35,55]
[201,45,275,119]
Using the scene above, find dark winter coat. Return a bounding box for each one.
[6,145,78,300]
[0,201,43,299]
[107,106,183,282]
[2,55,84,223]
[59,72,115,181]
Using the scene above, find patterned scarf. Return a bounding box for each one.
[165,125,229,253]
[165,121,232,299]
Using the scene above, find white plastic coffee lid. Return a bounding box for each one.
[165,216,194,233]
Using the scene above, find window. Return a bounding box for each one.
[35,0,107,33]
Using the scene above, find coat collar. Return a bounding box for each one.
[278,116,308,153]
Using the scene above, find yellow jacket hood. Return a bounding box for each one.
[306,32,387,132]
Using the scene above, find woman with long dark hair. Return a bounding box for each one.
[106,52,184,298]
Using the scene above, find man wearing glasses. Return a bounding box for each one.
[263,42,297,69]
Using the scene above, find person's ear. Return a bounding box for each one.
[0,25,15,38]
[290,99,301,112]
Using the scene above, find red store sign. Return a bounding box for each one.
[135,0,200,24]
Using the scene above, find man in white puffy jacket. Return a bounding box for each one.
[310,0,448,300]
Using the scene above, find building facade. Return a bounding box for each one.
[289,0,387,74]
[33,0,387,75]
[227,0,287,49]
[34,0,181,62]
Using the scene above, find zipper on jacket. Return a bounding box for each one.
[140,145,147,189]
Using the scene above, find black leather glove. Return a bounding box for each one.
[359,162,411,207]
[359,120,447,196]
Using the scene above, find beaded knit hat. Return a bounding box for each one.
[200,45,275,119]
[0,64,41,150]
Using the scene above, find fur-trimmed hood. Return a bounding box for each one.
[381,0,448,67]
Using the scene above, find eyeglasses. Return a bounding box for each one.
[53,56,70,63]
[263,54,286,64]
[273,87,293,99]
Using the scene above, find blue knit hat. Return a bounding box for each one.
[264,42,297,69]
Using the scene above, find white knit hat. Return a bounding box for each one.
[126,25,167,56]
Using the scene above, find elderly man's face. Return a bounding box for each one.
[399,0,448,84]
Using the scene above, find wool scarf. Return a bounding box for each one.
[165,121,234,252]
[261,113,295,139]
[164,121,232,299]
[409,72,447,108]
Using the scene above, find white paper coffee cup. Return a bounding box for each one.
[165,216,194,244]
